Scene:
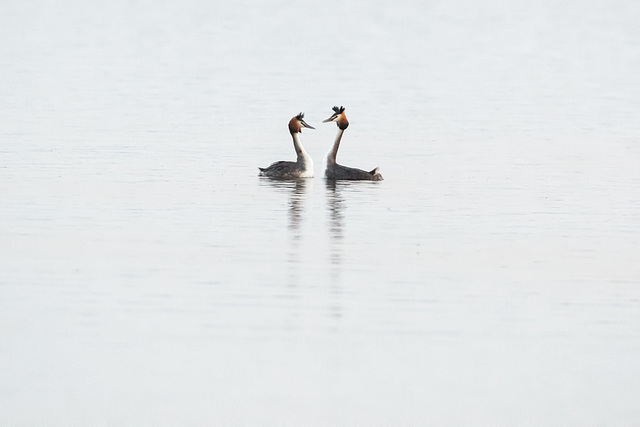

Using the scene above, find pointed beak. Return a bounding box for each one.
[300,120,315,129]
[323,114,339,123]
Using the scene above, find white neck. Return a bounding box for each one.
[326,128,344,165]
[292,132,313,170]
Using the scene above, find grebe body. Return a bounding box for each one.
[325,163,382,181]
[259,113,315,179]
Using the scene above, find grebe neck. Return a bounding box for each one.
[326,128,344,165]
[292,132,312,168]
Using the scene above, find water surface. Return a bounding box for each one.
[1,0,640,424]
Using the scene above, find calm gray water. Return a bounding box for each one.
[2,0,640,424]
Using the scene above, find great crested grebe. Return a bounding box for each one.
[259,113,315,179]
[322,106,383,181]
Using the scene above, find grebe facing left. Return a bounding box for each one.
[323,106,383,181]
[259,113,315,179]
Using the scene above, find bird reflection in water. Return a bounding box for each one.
[286,179,308,237]
[259,177,345,322]
[259,177,309,287]
[325,180,346,322]
[325,180,345,269]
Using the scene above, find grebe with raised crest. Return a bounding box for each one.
[322,106,383,181]
[259,113,315,179]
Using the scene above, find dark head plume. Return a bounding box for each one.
[332,106,345,114]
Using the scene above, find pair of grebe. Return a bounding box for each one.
[259,106,383,181]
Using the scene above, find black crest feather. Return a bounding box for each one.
[332,106,345,114]
[296,112,305,120]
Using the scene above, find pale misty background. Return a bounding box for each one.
[1,0,639,425]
